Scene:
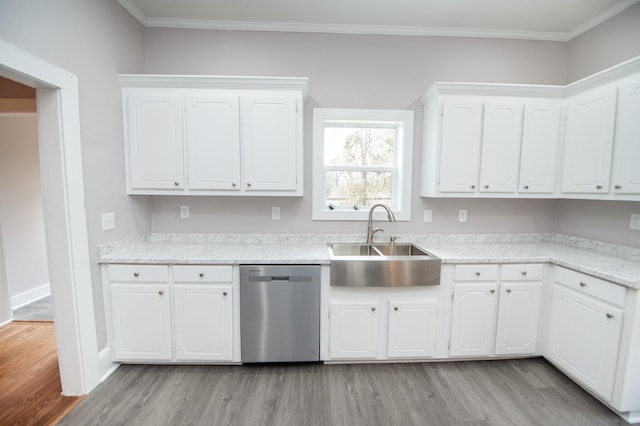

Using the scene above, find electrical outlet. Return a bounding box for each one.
[459,209,467,222]
[631,214,640,230]
[272,207,281,220]
[423,210,433,223]
[180,205,190,219]
[101,212,115,231]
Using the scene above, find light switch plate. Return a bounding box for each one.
[423,210,433,223]
[180,205,190,219]
[272,207,281,220]
[459,209,467,222]
[101,212,115,231]
[631,213,640,230]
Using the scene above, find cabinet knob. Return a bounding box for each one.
[523,185,529,190]
[174,181,180,186]
[596,185,603,189]
[506,288,512,294]
[579,281,587,287]
[231,182,237,187]
[394,306,399,311]
[470,185,476,189]
[246,182,252,187]
[133,272,139,278]
[158,290,164,295]
[371,307,376,312]
[475,272,481,277]
[521,271,527,276]
[199,273,204,278]
[484,184,489,189]
[614,185,622,189]
[223,292,228,296]
[489,289,495,294]
[606,313,614,319]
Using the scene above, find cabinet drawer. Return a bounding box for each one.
[108,264,169,282]
[454,265,498,281]
[554,267,626,307]
[173,265,233,283]
[501,264,544,281]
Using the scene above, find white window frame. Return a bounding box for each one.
[312,108,413,221]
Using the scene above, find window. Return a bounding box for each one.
[313,108,413,220]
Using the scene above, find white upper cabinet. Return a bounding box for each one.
[120,75,308,196]
[185,95,241,191]
[242,96,298,192]
[479,102,523,193]
[561,86,617,194]
[611,77,640,195]
[126,93,184,190]
[437,101,483,193]
[518,103,561,194]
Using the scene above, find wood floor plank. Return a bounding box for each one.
[0,321,83,426]
[60,358,627,426]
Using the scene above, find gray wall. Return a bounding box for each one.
[145,30,566,236]
[0,0,147,348]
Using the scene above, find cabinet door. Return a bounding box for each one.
[185,96,241,191]
[110,284,172,361]
[329,301,379,359]
[387,300,437,358]
[449,283,498,357]
[479,102,523,193]
[242,96,298,192]
[611,78,640,194]
[126,93,184,190]
[495,282,542,355]
[547,285,623,400]
[519,103,560,193]
[174,285,233,361]
[562,86,617,194]
[438,101,483,193]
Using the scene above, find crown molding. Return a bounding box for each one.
[567,0,639,41]
[116,0,148,26]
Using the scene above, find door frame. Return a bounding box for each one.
[0,39,99,395]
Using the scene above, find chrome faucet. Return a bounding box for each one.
[367,203,396,245]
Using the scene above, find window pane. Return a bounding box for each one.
[325,171,392,207]
[324,126,396,167]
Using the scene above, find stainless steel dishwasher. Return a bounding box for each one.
[240,265,320,363]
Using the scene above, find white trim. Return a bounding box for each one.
[567,0,640,41]
[115,0,148,26]
[10,283,50,309]
[0,40,99,396]
[312,108,413,221]
[98,346,120,383]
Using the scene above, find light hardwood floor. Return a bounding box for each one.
[0,321,83,425]
[60,358,626,426]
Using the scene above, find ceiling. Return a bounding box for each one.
[117,0,639,41]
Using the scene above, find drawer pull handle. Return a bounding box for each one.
[371,307,376,312]
[223,292,228,296]
[521,271,527,276]
[133,272,139,278]
[158,290,164,295]
[475,272,481,277]
[606,313,614,319]
[506,288,512,294]
[484,184,489,189]
[394,306,399,311]
[199,273,204,278]
[579,282,587,287]
[596,185,603,189]
[615,185,622,189]
[523,185,529,190]
[470,185,476,189]
[489,289,495,294]
[174,181,180,186]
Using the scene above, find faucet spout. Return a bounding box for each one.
[367,204,396,245]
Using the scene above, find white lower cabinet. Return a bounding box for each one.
[494,282,542,355]
[547,270,624,401]
[107,264,235,363]
[329,301,379,359]
[387,300,438,358]
[449,283,498,357]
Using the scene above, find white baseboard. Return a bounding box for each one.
[11,283,51,309]
[98,346,120,383]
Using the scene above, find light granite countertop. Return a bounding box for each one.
[99,233,640,289]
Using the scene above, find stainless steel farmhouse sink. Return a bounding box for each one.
[328,243,441,287]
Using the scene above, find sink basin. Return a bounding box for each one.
[328,243,441,287]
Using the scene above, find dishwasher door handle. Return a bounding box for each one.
[271,276,290,282]
[247,275,312,283]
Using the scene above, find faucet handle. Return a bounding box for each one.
[389,235,399,245]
